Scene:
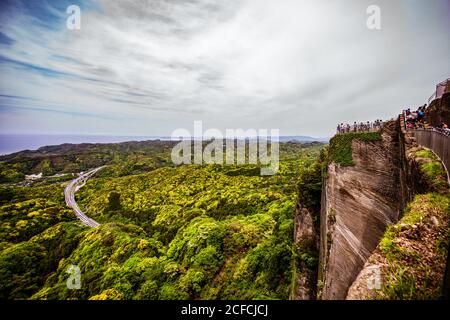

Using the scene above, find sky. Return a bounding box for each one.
[0,0,449,138]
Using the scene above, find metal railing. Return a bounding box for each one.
[411,128,450,300]
[412,129,450,175]
[414,126,450,137]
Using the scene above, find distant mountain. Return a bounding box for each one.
[279,135,330,142]
[0,134,328,156]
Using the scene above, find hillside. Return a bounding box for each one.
[0,140,324,299]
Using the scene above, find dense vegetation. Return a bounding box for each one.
[0,140,324,300]
[327,132,381,166]
[290,147,326,298]
[0,141,177,183]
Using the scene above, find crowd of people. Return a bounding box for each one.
[335,102,449,137]
[336,119,384,134]
[404,104,427,129]
[404,104,450,136]
[432,125,450,136]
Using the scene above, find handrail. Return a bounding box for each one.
[411,128,450,299]
[413,127,450,137]
[411,129,450,179]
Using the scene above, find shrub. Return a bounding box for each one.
[328,132,382,166]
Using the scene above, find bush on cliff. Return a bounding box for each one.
[378,192,450,299]
[328,132,382,166]
[412,148,448,192]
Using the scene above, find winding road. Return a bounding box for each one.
[64,166,105,227]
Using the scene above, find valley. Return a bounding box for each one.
[0,140,323,299]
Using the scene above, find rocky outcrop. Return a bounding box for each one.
[291,201,318,300]
[319,121,407,299]
[347,191,450,300]
[315,95,450,299]
[346,143,450,300]
[426,92,450,127]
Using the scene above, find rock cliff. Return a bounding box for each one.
[346,146,450,299]
[319,121,412,299]
[292,107,450,299]
[426,92,450,127]
[291,200,319,299]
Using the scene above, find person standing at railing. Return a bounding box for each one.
[418,109,425,121]
[336,120,385,133]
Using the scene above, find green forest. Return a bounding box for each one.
[0,140,324,300]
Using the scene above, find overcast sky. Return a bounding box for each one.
[0,0,449,137]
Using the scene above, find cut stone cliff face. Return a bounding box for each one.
[346,149,450,299]
[291,201,317,300]
[346,135,450,299]
[319,121,406,299]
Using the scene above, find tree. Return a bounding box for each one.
[107,192,122,211]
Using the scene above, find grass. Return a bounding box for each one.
[376,148,450,299]
[414,149,437,160]
[380,266,417,300]
[377,192,450,299]
[413,148,448,191]
[328,132,382,166]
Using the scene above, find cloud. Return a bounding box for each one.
[0,0,449,136]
